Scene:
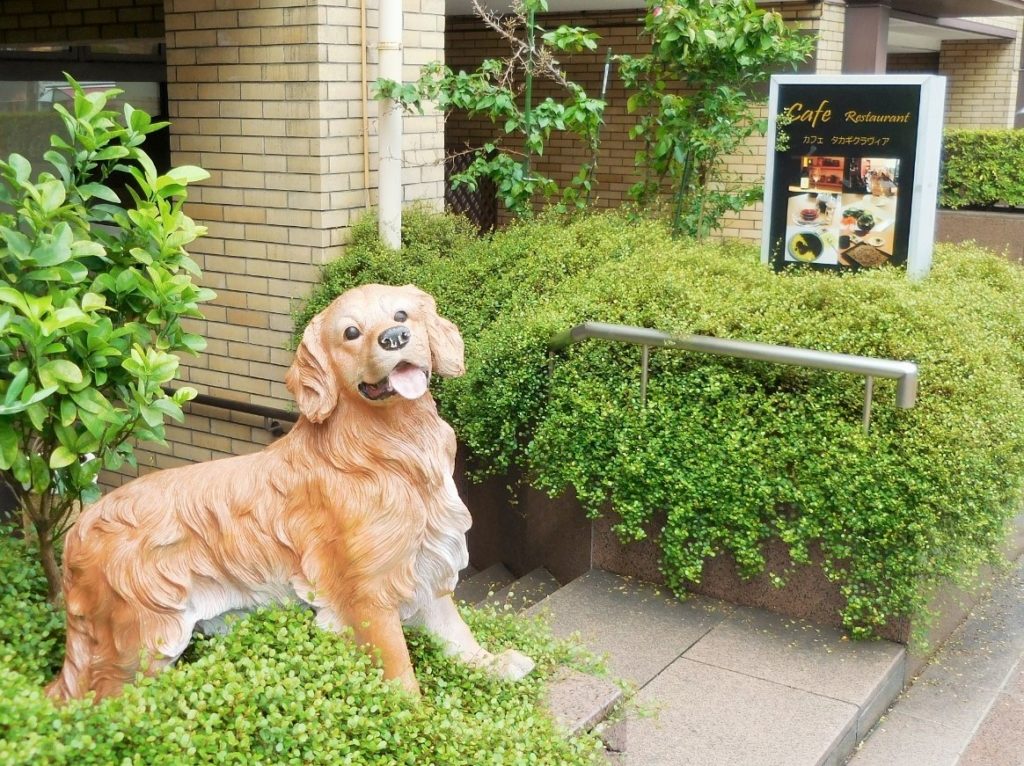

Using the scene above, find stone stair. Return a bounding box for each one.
[463,565,909,765]
[484,567,561,611]
[455,562,514,605]
[457,564,626,753]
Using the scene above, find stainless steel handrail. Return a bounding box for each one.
[549,321,918,432]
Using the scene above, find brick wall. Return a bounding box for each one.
[119,0,445,481]
[941,16,1023,128]
[813,0,845,74]
[0,0,164,44]
[446,10,647,213]
[887,52,940,73]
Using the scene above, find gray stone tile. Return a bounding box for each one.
[1002,658,1024,704]
[921,615,1024,694]
[683,607,905,710]
[846,711,964,766]
[543,667,622,736]
[621,657,857,766]
[889,661,999,733]
[526,569,731,687]
[958,690,1024,766]
[849,558,1024,765]
[919,561,1024,693]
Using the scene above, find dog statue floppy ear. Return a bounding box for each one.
[286,314,339,423]
[405,285,465,378]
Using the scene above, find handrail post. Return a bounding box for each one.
[862,375,874,433]
[640,345,650,406]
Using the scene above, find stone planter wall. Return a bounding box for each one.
[461,461,1024,668]
[936,208,1024,263]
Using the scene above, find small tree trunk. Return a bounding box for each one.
[21,491,65,606]
[36,523,64,606]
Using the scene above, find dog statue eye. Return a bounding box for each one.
[394,310,408,323]
[343,326,361,341]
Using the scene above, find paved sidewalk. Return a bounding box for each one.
[847,557,1024,765]
[469,554,1024,764]
[526,569,906,766]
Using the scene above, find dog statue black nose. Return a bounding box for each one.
[378,325,411,351]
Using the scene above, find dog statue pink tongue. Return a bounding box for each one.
[390,364,429,399]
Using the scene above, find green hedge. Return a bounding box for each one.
[296,209,1024,638]
[0,534,603,765]
[941,129,1024,209]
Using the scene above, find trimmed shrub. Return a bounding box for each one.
[296,209,1024,637]
[941,129,1024,209]
[0,534,604,765]
[0,530,65,684]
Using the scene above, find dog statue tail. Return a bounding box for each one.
[45,609,94,702]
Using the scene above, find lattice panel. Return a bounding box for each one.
[445,153,498,233]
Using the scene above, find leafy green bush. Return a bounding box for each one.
[617,0,814,238]
[0,534,603,764]
[0,77,212,602]
[0,530,65,684]
[296,209,1024,637]
[376,0,605,216]
[941,129,1024,209]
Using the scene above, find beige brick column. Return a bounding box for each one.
[115,0,445,480]
[816,0,846,75]
[941,17,1023,128]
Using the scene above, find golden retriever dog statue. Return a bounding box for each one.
[46,284,534,701]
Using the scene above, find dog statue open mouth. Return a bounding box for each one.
[46,283,534,702]
[359,362,430,401]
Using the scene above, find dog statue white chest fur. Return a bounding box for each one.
[47,284,533,701]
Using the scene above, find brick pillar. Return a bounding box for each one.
[114,0,444,480]
[815,0,846,75]
[940,17,1023,129]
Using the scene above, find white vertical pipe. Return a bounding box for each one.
[360,0,370,210]
[378,0,403,249]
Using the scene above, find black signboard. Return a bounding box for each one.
[761,76,945,279]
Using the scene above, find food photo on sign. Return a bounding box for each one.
[783,156,901,268]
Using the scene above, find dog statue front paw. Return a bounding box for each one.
[470,648,535,681]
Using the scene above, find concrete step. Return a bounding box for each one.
[454,562,514,605]
[544,666,624,740]
[482,567,561,611]
[466,566,626,744]
[529,569,907,766]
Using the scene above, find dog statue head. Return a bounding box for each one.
[286,284,465,423]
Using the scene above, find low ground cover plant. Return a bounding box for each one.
[296,209,1024,638]
[0,533,604,765]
